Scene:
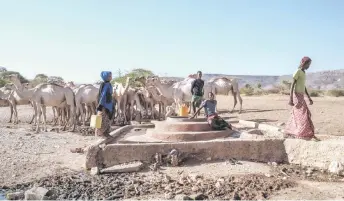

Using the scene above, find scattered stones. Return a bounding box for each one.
[6,191,24,200]
[328,161,344,175]
[100,161,144,174]
[70,147,84,154]
[191,186,199,192]
[165,192,174,199]
[174,194,191,200]
[24,187,53,200]
[189,193,208,200]
[5,171,296,200]
[90,167,99,175]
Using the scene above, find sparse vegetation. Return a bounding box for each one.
[309,90,323,97]
[111,68,154,87]
[240,84,254,96]
[327,89,344,97]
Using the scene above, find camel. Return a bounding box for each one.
[147,76,211,115]
[135,76,174,119]
[2,82,37,124]
[208,77,243,113]
[9,74,76,133]
[114,77,131,124]
[0,86,15,123]
[74,84,99,126]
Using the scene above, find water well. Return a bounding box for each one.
[85,118,344,173]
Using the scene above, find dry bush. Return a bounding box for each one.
[240,87,254,96]
[309,90,324,97]
[326,89,344,97]
[265,87,280,94]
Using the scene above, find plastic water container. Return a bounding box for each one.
[90,115,102,128]
[179,104,189,117]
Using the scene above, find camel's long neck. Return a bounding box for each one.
[12,79,23,91]
[123,79,130,94]
[13,88,35,100]
[155,82,171,96]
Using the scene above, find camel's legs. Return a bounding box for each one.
[81,104,87,126]
[12,103,19,124]
[52,107,59,126]
[230,92,238,113]
[69,105,76,132]
[8,104,13,123]
[52,106,56,124]
[29,102,37,125]
[35,104,42,133]
[41,105,48,132]
[237,93,243,113]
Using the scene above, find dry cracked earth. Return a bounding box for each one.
[1,95,344,200]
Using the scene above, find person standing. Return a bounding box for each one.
[190,71,205,115]
[285,57,318,140]
[96,71,114,138]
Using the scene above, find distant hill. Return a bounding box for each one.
[163,69,344,90]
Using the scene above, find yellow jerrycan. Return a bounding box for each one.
[90,114,102,128]
[179,104,189,117]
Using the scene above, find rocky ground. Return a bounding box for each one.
[1,95,344,200]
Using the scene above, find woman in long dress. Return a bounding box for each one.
[284,56,317,140]
[95,71,114,138]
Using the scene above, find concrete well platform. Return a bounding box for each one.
[85,119,344,172]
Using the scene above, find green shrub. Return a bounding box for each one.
[327,89,344,97]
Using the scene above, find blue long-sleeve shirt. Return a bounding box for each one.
[98,82,114,113]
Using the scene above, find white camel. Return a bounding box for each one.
[208,77,243,113]
[74,84,99,126]
[9,74,76,133]
[146,76,211,114]
[0,86,15,123]
[2,82,37,124]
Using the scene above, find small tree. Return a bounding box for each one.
[257,83,262,89]
[112,68,154,87]
[31,74,49,86]
[0,71,29,83]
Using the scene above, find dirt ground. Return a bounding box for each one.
[216,94,344,136]
[1,95,344,200]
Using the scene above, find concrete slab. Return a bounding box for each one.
[147,129,234,142]
[154,121,213,132]
[96,139,286,168]
[239,120,259,128]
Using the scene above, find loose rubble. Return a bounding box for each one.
[3,171,296,200]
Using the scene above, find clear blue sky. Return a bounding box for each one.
[0,0,343,83]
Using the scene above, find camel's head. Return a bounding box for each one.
[8,74,19,82]
[4,83,14,90]
[65,81,76,88]
[134,76,145,82]
[22,83,32,89]
[146,76,160,86]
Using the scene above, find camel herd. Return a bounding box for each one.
[0,73,243,133]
